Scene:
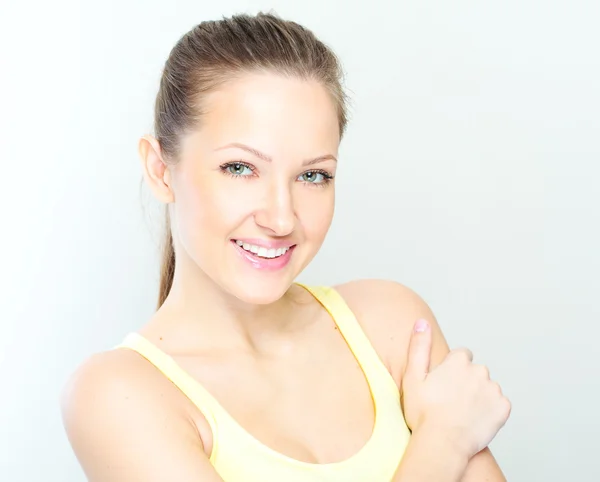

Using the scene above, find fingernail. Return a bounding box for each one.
[414,319,429,333]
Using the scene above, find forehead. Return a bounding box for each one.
[184,72,340,159]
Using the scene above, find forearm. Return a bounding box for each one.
[392,427,469,482]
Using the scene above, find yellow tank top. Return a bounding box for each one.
[115,285,411,481]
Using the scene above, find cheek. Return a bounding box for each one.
[174,178,245,245]
[298,189,335,241]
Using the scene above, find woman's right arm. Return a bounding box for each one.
[61,351,225,482]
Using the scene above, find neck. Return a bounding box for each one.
[154,258,312,354]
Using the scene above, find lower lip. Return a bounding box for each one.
[231,241,295,271]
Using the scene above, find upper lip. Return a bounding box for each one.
[233,238,296,250]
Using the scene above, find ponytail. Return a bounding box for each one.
[157,209,175,310]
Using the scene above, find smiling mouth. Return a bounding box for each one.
[232,239,295,259]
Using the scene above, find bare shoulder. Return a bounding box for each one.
[333,279,448,386]
[61,348,184,423]
[61,348,218,481]
[334,279,506,480]
[60,348,199,453]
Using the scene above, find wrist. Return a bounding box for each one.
[414,421,472,462]
[393,426,469,482]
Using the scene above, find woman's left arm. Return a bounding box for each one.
[335,279,508,482]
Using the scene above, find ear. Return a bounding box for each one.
[138,135,174,204]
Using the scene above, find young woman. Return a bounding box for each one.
[61,12,511,482]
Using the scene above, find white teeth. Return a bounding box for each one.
[234,240,290,259]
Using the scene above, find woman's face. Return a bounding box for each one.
[167,72,340,304]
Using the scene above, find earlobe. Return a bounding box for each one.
[138,135,174,204]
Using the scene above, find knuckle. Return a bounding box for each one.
[490,380,502,395]
[475,364,490,379]
[452,348,473,363]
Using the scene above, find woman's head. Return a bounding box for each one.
[139,12,348,309]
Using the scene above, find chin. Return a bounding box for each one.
[226,275,295,305]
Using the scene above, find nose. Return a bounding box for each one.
[254,180,296,236]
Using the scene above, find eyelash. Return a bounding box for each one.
[219,161,334,187]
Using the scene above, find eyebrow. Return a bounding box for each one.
[215,142,337,166]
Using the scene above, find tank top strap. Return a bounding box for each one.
[114,333,223,437]
[297,284,398,393]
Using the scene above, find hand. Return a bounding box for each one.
[400,319,511,459]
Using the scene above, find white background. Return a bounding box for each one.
[1,0,598,480]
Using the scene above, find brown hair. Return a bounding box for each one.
[153,12,349,309]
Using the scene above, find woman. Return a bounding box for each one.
[61,12,510,482]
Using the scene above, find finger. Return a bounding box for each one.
[449,347,473,362]
[474,364,490,380]
[404,318,433,383]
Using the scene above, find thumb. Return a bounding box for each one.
[404,318,433,384]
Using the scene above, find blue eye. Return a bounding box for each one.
[222,162,254,177]
[297,170,332,184]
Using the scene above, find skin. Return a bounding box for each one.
[61,72,507,481]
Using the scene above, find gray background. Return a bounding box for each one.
[1,0,598,480]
